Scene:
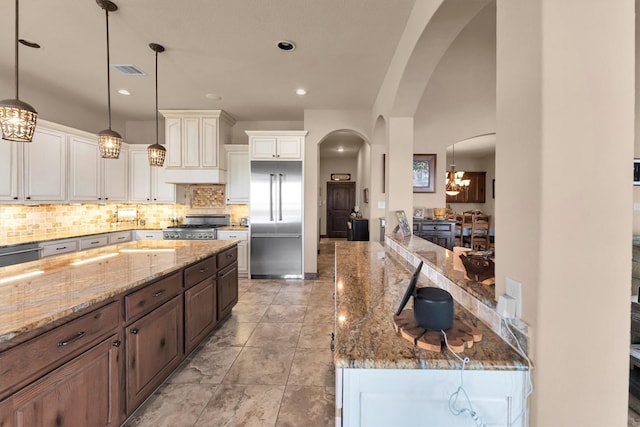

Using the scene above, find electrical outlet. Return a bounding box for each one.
[505,277,522,318]
[635,203,640,211]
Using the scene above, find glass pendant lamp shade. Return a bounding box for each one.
[0,99,37,142]
[148,43,166,166]
[98,128,122,158]
[0,0,38,142]
[97,0,122,159]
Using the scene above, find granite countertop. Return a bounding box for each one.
[219,226,249,231]
[387,234,495,308]
[333,241,527,371]
[0,225,161,248]
[0,239,236,345]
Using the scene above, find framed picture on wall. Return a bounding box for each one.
[635,160,640,185]
[413,154,436,193]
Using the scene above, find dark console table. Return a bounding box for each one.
[412,219,456,250]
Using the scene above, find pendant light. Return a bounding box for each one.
[0,0,38,142]
[445,143,470,196]
[147,43,166,166]
[96,0,122,159]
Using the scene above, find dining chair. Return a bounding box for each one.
[470,212,490,250]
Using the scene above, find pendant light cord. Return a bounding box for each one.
[155,49,159,144]
[14,0,19,100]
[105,6,112,130]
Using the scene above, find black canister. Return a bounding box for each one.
[413,287,454,331]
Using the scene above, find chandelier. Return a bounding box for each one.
[445,144,470,196]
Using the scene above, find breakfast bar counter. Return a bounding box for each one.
[333,241,529,427]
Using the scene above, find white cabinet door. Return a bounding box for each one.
[182,117,200,167]
[217,230,248,277]
[103,147,128,202]
[226,148,249,204]
[129,148,152,202]
[251,137,277,159]
[24,127,67,201]
[201,117,218,167]
[152,165,175,203]
[0,142,21,201]
[164,117,182,167]
[134,230,164,240]
[276,137,302,159]
[68,135,101,202]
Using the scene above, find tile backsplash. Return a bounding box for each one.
[0,203,248,240]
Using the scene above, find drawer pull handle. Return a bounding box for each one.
[226,254,233,258]
[130,328,139,334]
[152,290,165,298]
[198,268,208,273]
[57,331,85,347]
[112,340,121,347]
[56,246,67,251]
[91,241,99,244]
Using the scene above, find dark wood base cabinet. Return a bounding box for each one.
[0,333,123,427]
[0,245,239,427]
[413,220,456,250]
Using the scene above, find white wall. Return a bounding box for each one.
[356,142,372,222]
[318,157,359,235]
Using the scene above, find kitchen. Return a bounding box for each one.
[0,1,635,426]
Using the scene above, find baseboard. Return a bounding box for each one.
[304,272,319,280]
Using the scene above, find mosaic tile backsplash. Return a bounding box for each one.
[0,203,248,240]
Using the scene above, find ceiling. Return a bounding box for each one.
[447,132,496,158]
[0,0,416,125]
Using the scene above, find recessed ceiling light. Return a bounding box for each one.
[295,88,307,96]
[205,93,222,101]
[277,40,296,51]
[117,89,131,96]
[337,147,344,152]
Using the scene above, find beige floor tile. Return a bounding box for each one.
[203,319,258,347]
[222,346,295,385]
[245,322,303,348]
[239,291,277,306]
[168,345,242,384]
[262,304,307,323]
[275,385,335,427]
[298,323,334,349]
[124,383,217,427]
[288,348,335,387]
[304,304,334,324]
[272,289,311,305]
[194,384,284,427]
[230,302,268,322]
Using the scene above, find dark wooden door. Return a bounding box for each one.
[217,263,238,320]
[327,182,355,238]
[185,277,217,353]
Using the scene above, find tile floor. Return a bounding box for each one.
[124,239,339,427]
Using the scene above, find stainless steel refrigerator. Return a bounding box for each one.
[250,160,303,278]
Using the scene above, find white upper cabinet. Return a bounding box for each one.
[246,131,307,160]
[225,145,249,204]
[129,146,175,203]
[103,147,128,202]
[160,110,235,183]
[24,125,67,202]
[68,134,101,201]
[0,142,21,201]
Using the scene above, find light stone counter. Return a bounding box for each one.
[0,224,160,248]
[0,239,236,345]
[333,241,527,371]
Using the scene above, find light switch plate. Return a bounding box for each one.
[377,201,385,209]
[505,277,522,318]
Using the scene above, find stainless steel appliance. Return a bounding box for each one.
[163,214,230,240]
[0,243,40,267]
[250,160,303,279]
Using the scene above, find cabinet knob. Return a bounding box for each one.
[112,340,122,347]
[26,196,31,200]
[130,328,139,334]
[13,197,18,200]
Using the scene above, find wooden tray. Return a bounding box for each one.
[393,309,483,352]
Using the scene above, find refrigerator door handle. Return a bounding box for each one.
[278,173,284,221]
[269,173,275,221]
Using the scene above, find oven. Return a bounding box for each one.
[162,214,230,240]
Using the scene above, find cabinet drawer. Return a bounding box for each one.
[40,239,78,258]
[419,223,453,232]
[125,272,182,321]
[0,301,119,399]
[217,230,248,241]
[79,235,109,250]
[217,246,237,270]
[184,256,217,289]
[109,231,132,244]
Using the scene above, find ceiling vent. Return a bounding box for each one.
[111,64,146,76]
